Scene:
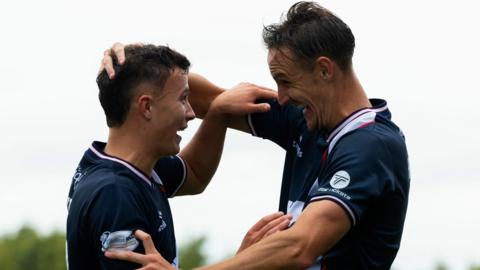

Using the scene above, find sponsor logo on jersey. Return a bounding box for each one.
[100,230,139,252]
[329,170,350,189]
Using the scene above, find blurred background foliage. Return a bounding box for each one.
[0,225,478,270]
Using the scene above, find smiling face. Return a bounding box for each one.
[147,68,195,156]
[268,48,335,130]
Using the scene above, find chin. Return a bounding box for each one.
[169,145,180,156]
[174,143,181,153]
[159,145,180,157]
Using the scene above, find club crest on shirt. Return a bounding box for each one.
[100,230,139,252]
[329,170,350,189]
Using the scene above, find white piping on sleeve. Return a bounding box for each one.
[169,155,187,198]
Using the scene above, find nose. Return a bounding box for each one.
[186,100,196,122]
[277,88,290,106]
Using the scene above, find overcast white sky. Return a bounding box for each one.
[1,0,479,269]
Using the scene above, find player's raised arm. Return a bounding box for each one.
[175,82,277,195]
[100,43,277,133]
[186,73,224,119]
[100,42,277,196]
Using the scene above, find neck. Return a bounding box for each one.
[104,127,156,177]
[326,70,371,131]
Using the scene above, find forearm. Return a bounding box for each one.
[197,229,312,270]
[189,73,275,133]
[196,200,350,270]
[188,73,225,119]
[177,111,228,195]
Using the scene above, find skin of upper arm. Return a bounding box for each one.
[290,199,351,264]
[228,115,251,133]
[188,73,262,134]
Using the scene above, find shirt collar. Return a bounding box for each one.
[88,141,163,186]
[324,99,389,154]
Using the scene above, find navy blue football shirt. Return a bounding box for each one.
[248,99,410,270]
[66,142,186,270]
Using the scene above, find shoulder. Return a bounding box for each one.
[333,122,405,160]
[324,126,402,184]
[74,165,142,202]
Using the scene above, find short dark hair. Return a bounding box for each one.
[97,44,190,127]
[263,1,355,71]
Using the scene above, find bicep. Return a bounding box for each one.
[173,160,199,196]
[291,200,350,260]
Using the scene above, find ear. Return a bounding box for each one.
[315,56,334,80]
[137,94,154,120]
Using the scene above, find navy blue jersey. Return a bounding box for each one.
[248,99,410,270]
[66,142,186,270]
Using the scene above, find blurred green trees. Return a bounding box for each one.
[0,226,208,270]
[0,226,66,270]
[0,226,479,270]
[179,235,208,269]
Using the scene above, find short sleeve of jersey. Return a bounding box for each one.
[309,131,395,226]
[248,99,305,150]
[153,155,186,198]
[87,180,148,269]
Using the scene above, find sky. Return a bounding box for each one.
[1,0,479,269]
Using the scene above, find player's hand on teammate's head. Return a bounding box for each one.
[105,229,176,270]
[237,211,292,254]
[98,42,143,79]
[210,82,278,116]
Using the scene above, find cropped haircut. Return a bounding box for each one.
[97,44,190,127]
[263,1,355,71]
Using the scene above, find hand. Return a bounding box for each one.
[105,230,176,270]
[210,82,278,116]
[237,211,292,254]
[98,42,143,79]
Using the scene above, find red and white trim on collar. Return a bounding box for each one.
[89,144,163,187]
[326,105,388,154]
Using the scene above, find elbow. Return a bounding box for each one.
[288,242,317,269]
[188,176,211,195]
[192,182,208,195]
